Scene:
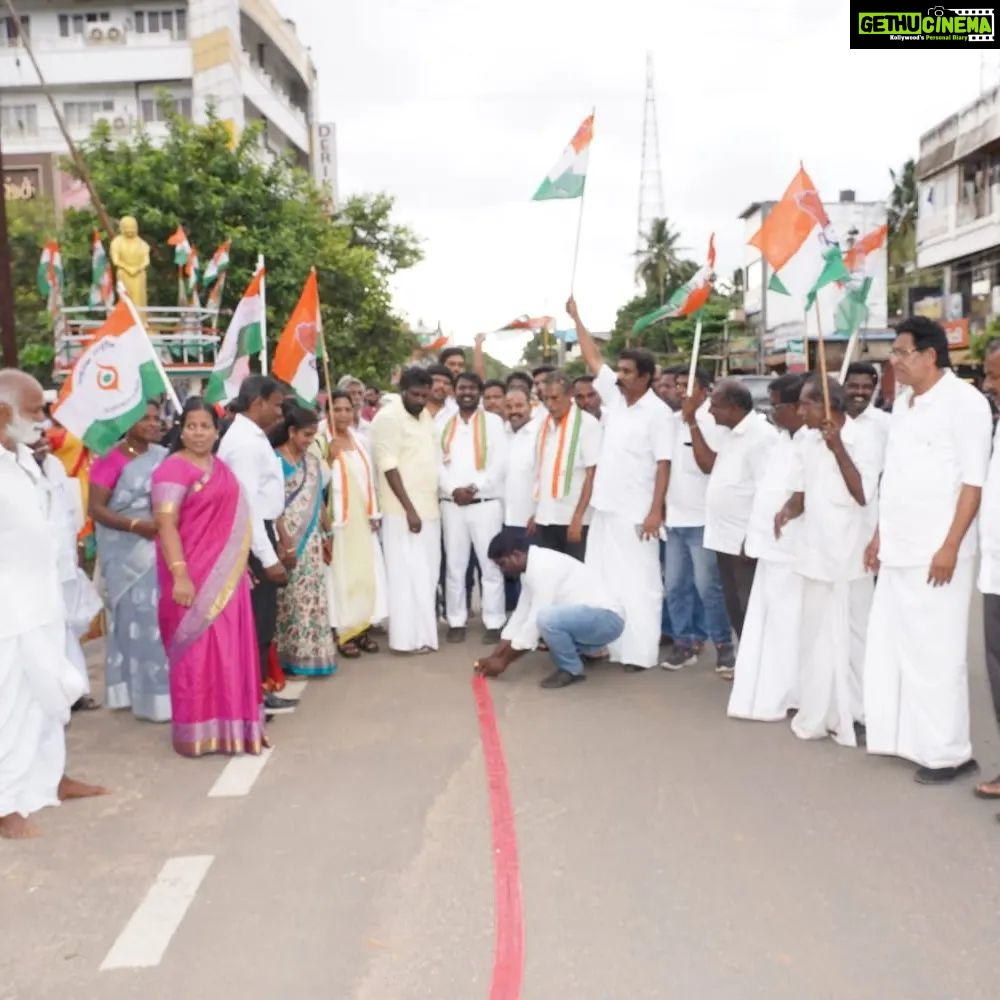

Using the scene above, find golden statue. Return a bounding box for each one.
[109,215,150,309]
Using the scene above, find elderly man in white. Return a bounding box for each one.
[863,318,993,784]
[0,369,107,839]
[566,296,674,673]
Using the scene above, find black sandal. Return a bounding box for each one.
[357,634,380,654]
[337,642,361,659]
[71,696,102,712]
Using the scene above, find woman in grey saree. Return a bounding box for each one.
[88,402,171,722]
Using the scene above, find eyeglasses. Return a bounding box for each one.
[889,346,920,358]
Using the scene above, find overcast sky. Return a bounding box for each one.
[277,0,987,363]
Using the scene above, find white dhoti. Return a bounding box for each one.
[61,569,102,697]
[0,624,84,819]
[380,515,442,652]
[863,559,975,769]
[792,578,857,747]
[440,499,506,630]
[585,511,661,668]
[848,575,874,723]
[728,561,802,722]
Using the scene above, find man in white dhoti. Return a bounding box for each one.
[863,318,993,784]
[728,374,806,722]
[566,297,673,672]
[501,386,538,611]
[844,361,889,712]
[0,370,107,839]
[476,529,625,689]
[438,372,508,644]
[32,434,102,709]
[775,376,880,747]
[371,367,442,653]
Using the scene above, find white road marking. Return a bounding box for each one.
[207,747,273,798]
[100,856,214,971]
[281,680,308,701]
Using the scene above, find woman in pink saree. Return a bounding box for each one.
[151,399,263,757]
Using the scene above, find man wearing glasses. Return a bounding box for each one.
[863,317,993,784]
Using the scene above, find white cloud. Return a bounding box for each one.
[277,0,984,362]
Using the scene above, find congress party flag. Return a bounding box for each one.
[204,266,266,405]
[532,114,594,201]
[273,267,322,404]
[633,234,716,335]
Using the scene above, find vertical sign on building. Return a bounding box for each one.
[312,122,338,213]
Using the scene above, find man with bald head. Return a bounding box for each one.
[0,369,107,839]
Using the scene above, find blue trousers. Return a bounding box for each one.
[664,526,731,646]
[537,605,626,676]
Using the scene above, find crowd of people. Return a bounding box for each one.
[3,297,1000,839]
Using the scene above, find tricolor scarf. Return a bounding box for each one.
[331,431,376,524]
[441,411,488,469]
[536,404,584,498]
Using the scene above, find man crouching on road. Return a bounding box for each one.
[475,528,625,689]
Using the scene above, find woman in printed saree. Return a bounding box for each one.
[273,402,338,677]
[151,398,263,758]
[89,401,170,722]
[325,391,387,658]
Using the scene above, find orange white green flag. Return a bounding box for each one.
[532,113,594,201]
[88,231,114,309]
[273,267,322,404]
[749,164,849,306]
[204,266,265,404]
[632,234,716,335]
[52,295,176,455]
[167,225,191,266]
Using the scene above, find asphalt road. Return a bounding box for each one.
[3,605,1000,1000]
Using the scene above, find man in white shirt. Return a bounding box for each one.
[475,529,625,689]
[217,375,295,712]
[567,297,673,672]
[775,376,880,746]
[501,386,538,611]
[693,379,776,672]
[728,373,806,722]
[0,369,106,839]
[425,364,459,432]
[372,368,443,653]
[844,362,890,465]
[572,374,603,425]
[864,318,993,784]
[438,372,509,644]
[661,368,720,669]
[975,341,1000,802]
[530,371,601,562]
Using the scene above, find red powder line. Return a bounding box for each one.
[472,676,525,1000]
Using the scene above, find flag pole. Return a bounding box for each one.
[838,328,860,383]
[257,254,268,375]
[687,312,704,397]
[813,301,831,420]
[118,282,181,411]
[568,106,595,296]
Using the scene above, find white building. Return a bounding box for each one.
[916,83,1000,354]
[0,0,337,212]
[740,190,888,371]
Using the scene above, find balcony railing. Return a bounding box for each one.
[0,29,187,53]
[240,51,307,129]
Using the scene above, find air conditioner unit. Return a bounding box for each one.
[105,23,127,43]
[112,117,127,131]
[87,26,104,42]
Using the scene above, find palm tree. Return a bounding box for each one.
[634,216,685,304]
[887,159,918,316]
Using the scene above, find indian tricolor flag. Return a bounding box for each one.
[201,239,231,291]
[183,247,201,305]
[633,234,716,335]
[167,225,191,266]
[204,267,265,405]
[37,240,64,309]
[832,223,888,338]
[749,164,849,306]
[273,267,322,404]
[532,113,594,201]
[52,297,170,455]
[88,231,114,309]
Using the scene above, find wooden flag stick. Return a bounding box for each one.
[568,106,595,296]
[813,301,831,420]
[687,313,704,397]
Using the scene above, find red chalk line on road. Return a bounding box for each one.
[472,676,525,1000]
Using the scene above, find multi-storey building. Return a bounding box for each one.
[0,0,337,213]
[916,83,1000,355]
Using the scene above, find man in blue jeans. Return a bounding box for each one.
[475,529,625,689]
[661,367,733,672]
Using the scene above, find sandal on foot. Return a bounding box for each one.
[337,643,362,659]
[72,696,102,712]
[358,635,380,654]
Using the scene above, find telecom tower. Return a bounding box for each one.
[635,52,666,267]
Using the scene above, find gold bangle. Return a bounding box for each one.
[169,560,186,569]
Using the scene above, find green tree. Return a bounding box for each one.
[55,107,421,385]
[887,158,920,317]
[634,217,691,304]
[8,198,60,381]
